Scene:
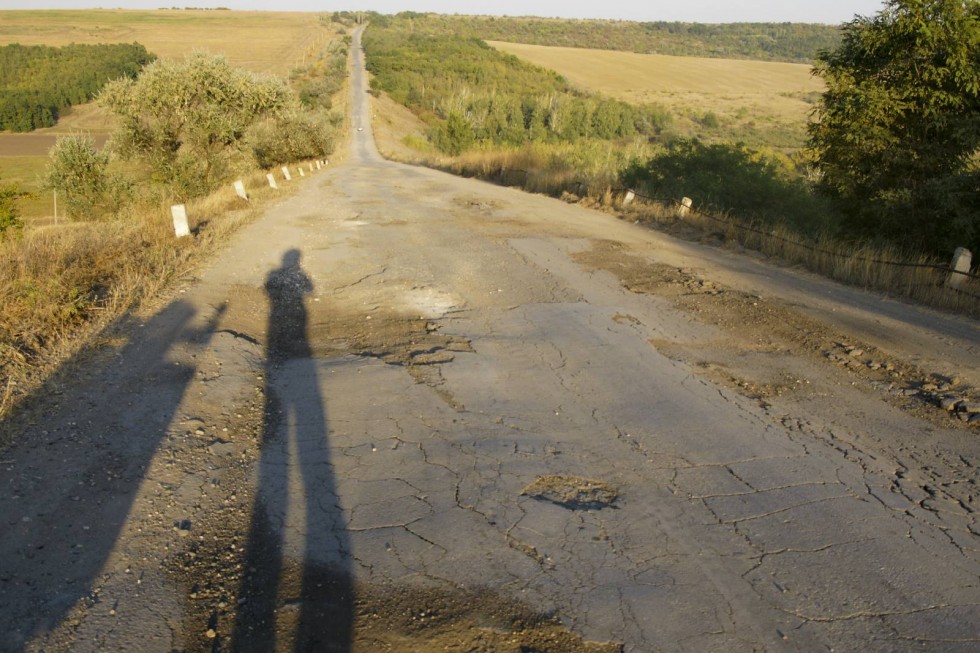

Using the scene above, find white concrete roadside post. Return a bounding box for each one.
[281,166,291,181]
[234,180,248,201]
[316,161,322,170]
[171,204,190,238]
[299,168,305,177]
[267,173,278,189]
[677,196,693,219]
[948,248,973,289]
[308,163,314,172]
[623,190,636,207]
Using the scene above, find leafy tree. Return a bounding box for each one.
[365,14,842,64]
[43,134,120,220]
[433,111,475,155]
[808,0,980,253]
[362,27,668,152]
[98,52,292,198]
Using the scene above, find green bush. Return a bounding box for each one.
[362,27,671,153]
[431,111,475,155]
[373,14,842,63]
[249,110,336,168]
[623,140,839,234]
[43,134,123,220]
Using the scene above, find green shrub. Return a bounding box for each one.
[623,140,840,234]
[362,27,669,151]
[249,110,336,168]
[431,111,475,155]
[0,43,154,132]
[99,52,292,200]
[43,134,123,220]
[700,111,721,129]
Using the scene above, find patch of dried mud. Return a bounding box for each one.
[521,475,619,510]
[221,284,471,367]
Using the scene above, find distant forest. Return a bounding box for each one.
[362,24,673,154]
[0,43,155,132]
[337,12,843,63]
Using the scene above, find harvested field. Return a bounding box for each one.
[489,40,824,147]
[0,133,109,157]
[0,9,328,75]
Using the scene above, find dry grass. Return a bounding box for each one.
[0,156,50,218]
[620,199,980,318]
[0,12,350,437]
[369,91,433,163]
[0,165,321,432]
[489,41,823,148]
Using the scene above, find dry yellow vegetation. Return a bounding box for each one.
[489,41,824,146]
[0,9,326,76]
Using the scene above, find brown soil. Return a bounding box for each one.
[521,476,619,510]
[0,133,110,156]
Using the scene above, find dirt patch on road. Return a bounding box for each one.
[522,475,619,510]
[170,491,622,653]
[221,284,471,368]
[573,239,980,429]
[220,282,473,412]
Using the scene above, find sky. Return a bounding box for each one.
[0,1,890,25]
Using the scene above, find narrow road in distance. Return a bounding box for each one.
[1,26,978,653]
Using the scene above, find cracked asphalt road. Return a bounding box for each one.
[1,28,979,652]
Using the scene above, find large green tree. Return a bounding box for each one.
[808,0,980,254]
[99,52,291,199]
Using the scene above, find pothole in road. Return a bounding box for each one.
[521,475,619,510]
[309,308,473,367]
[218,285,472,368]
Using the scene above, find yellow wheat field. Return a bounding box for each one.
[0,9,327,76]
[489,41,824,147]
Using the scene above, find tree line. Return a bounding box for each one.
[362,26,673,155]
[348,13,842,63]
[0,42,155,132]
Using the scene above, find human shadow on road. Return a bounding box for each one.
[0,300,224,650]
[233,249,354,652]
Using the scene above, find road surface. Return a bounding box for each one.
[1,27,978,653]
